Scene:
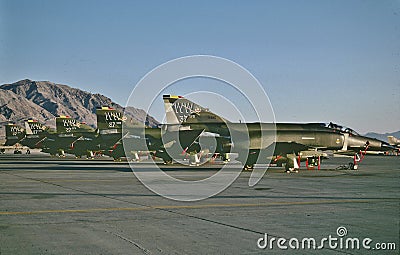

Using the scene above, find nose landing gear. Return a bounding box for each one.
[351,141,370,170]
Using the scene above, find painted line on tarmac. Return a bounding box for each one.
[2,179,127,183]
[0,199,381,216]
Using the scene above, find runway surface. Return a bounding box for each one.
[0,154,399,254]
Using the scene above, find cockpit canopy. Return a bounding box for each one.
[325,122,360,136]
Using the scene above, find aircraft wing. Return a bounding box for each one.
[269,142,312,156]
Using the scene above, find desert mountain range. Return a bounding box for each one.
[0,79,159,139]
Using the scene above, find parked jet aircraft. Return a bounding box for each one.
[4,108,132,158]
[388,136,400,147]
[41,116,95,156]
[105,106,206,162]
[2,106,203,161]
[66,107,125,158]
[387,136,400,155]
[162,95,394,171]
[3,98,393,170]
[68,107,204,161]
[4,118,93,156]
[67,106,158,159]
[17,119,53,149]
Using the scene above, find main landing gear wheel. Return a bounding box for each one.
[163,159,173,165]
[348,163,358,170]
[243,165,254,171]
[285,164,299,173]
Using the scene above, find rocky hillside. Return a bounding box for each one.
[0,79,159,138]
[364,131,400,143]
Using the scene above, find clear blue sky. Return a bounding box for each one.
[0,0,399,133]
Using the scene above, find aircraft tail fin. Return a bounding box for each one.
[56,116,94,134]
[96,107,125,134]
[25,119,46,135]
[4,123,25,146]
[162,95,228,124]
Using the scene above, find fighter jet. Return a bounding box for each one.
[3,118,93,156]
[66,107,203,161]
[330,124,395,156]
[388,136,400,147]
[41,116,95,156]
[386,135,400,155]
[162,95,232,165]
[162,95,394,171]
[102,107,205,162]
[80,106,171,160]
[67,107,124,158]
[17,119,54,149]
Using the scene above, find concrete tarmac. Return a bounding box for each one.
[0,154,399,254]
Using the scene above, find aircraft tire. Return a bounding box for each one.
[243,165,254,171]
